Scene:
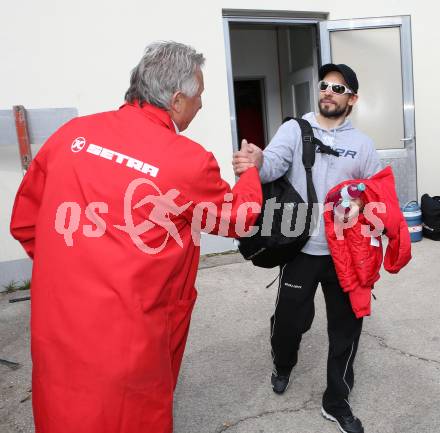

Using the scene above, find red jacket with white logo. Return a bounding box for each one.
[10,103,262,433]
[324,166,411,318]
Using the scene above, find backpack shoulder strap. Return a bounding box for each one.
[294,117,340,158]
[292,118,318,205]
[294,118,316,169]
[292,118,319,232]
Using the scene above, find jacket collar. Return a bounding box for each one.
[120,101,177,133]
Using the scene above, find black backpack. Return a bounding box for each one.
[237,118,339,268]
[421,194,440,241]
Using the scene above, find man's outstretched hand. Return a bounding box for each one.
[232,139,263,176]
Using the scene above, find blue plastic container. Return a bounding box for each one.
[402,201,423,242]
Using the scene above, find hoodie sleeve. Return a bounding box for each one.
[259,120,299,184]
[360,138,382,178]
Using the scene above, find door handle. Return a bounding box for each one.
[400,136,414,142]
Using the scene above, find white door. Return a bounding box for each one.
[319,16,416,204]
[291,66,318,119]
[278,26,319,119]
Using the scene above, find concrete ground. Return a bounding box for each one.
[1,239,439,433]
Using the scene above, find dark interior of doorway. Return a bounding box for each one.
[234,79,267,150]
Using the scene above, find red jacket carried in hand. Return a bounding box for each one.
[324,166,411,318]
[10,102,262,433]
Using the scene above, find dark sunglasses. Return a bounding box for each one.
[318,80,353,95]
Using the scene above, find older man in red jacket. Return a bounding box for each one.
[10,41,262,433]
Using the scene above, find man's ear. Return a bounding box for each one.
[170,91,183,113]
[348,94,359,107]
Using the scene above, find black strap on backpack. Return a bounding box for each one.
[297,118,336,232]
[237,118,339,268]
[296,118,339,231]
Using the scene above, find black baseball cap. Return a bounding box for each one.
[319,63,359,94]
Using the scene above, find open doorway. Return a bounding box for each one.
[228,22,320,149]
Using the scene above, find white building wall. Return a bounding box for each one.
[1,0,440,270]
[0,147,24,262]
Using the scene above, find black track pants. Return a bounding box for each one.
[270,253,363,416]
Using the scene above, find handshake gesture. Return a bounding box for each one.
[232,139,264,176]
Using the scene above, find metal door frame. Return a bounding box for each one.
[319,16,417,200]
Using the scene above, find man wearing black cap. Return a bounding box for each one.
[233,64,382,433]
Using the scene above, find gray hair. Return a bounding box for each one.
[125,41,205,109]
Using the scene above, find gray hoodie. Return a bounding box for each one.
[259,112,382,255]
